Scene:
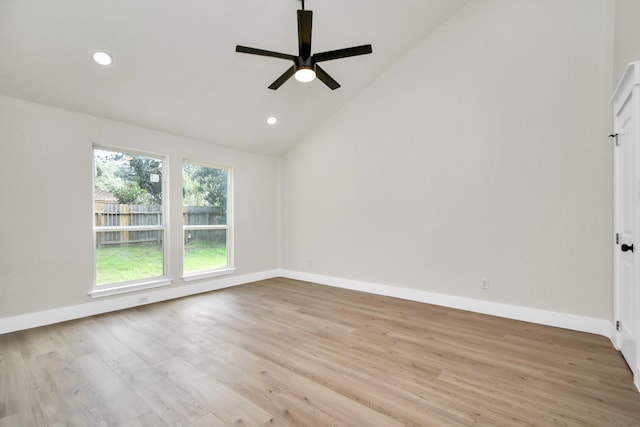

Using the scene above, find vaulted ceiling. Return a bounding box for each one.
[0,0,469,155]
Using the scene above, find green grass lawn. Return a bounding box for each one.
[184,240,228,273]
[96,241,227,285]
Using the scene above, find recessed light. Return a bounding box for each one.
[92,51,112,66]
[267,116,277,125]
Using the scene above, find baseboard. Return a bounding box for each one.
[0,270,280,335]
[1,269,614,343]
[279,269,614,340]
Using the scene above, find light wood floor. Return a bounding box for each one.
[1,278,639,426]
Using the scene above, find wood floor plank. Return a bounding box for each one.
[23,350,93,425]
[1,278,639,426]
[97,316,175,365]
[50,407,110,427]
[191,336,406,427]
[68,353,150,425]
[187,413,229,427]
[116,360,207,426]
[156,356,278,426]
[13,327,57,360]
[117,410,170,427]
[0,334,47,425]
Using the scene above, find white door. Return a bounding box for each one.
[612,61,640,391]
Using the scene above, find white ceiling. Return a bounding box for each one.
[0,0,469,155]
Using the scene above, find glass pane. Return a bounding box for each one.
[184,229,227,273]
[182,163,228,225]
[95,232,164,285]
[94,149,163,206]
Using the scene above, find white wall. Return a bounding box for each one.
[281,0,614,320]
[0,95,279,318]
[614,0,640,80]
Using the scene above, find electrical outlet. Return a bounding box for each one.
[481,279,489,290]
[307,259,313,268]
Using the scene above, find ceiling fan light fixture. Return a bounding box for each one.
[294,67,316,83]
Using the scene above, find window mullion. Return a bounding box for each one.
[183,224,227,231]
[95,225,165,232]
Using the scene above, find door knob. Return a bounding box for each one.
[621,243,634,252]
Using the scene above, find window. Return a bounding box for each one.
[91,147,169,297]
[182,161,233,279]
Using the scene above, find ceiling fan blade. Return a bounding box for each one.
[313,44,372,63]
[236,45,296,61]
[268,66,296,90]
[315,65,340,90]
[297,10,313,58]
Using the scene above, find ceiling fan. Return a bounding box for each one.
[235,0,372,90]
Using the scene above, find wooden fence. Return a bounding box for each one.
[95,203,224,247]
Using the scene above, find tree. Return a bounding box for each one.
[94,151,125,194]
[94,150,162,205]
[119,156,162,205]
[183,164,228,220]
[112,181,147,204]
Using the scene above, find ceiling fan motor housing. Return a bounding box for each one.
[295,56,315,72]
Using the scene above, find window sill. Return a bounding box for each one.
[183,267,236,282]
[89,278,173,299]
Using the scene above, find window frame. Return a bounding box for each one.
[182,159,235,281]
[89,145,172,298]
